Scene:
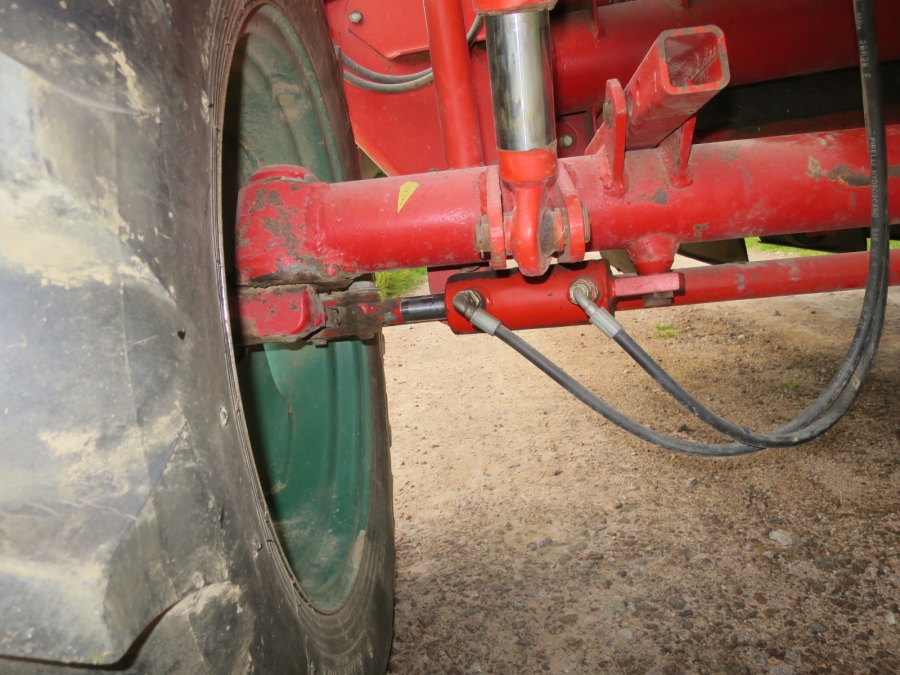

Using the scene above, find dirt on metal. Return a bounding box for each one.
[384,253,900,675]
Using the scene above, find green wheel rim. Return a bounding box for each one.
[224,5,371,612]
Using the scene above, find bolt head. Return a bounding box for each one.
[560,134,574,149]
[349,9,363,23]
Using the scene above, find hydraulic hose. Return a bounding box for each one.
[339,16,483,93]
[453,0,888,457]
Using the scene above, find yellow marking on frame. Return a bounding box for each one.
[397,181,420,212]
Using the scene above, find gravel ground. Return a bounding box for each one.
[382,257,900,675]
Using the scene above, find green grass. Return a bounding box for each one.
[872,240,900,250]
[375,268,427,299]
[655,323,677,339]
[777,380,803,390]
[746,237,900,256]
[745,238,828,257]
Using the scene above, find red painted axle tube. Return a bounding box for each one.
[235,126,900,285]
[444,251,900,334]
[552,0,900,116]
[573,126,900,252]
[235,166,485,286]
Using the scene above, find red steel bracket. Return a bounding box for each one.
[621,25,729,149]
[585,78,627,190]
[233,284,326,345]
[659,115,698,188]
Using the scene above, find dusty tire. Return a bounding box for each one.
[0,1,394,673]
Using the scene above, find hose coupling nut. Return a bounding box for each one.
[568,277,600,305]
[452,289,485,319]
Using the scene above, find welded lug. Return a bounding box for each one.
[233,284,327,346]
[554,165,589,263]
[659,116,698,188]
[611,271,683,303]
[585,78,627,190]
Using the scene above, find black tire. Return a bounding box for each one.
[0,1,394,673]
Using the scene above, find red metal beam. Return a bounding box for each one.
[616,251,900,311]
[423,0,484,168]
[572,126,900,253]
[235,126,900,285]
[552,0,900,117]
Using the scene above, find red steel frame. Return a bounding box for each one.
[326,0,900,176]
[232,4,900,344]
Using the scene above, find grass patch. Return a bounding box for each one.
[375,268,427,299]
[746,237,900,256]
[745,238,827,257]
[655,323,677,339]
[870,239,900,250]
[777,380,803,390]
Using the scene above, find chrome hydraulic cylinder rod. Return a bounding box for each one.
[484,10,556,151]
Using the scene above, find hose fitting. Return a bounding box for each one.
[452,290,501,335]
[570,284,622,338]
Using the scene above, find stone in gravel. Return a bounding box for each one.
[510,462,520,468]
[807,621,828,634]
[685,477,698,486]
[600,579,612,590]
[769,665,795,675]
[559,613,578,625]
[813,555,839,571]
[617,627,634,641]
[667,596,687,610]
[749,649,768,668]
[769,529,800,546]
[537,537,553,548]
[784,651,800,663]
[886,612,897,625]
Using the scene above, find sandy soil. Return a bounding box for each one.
[382,254,900,675]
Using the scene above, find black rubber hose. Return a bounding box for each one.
[339,16,483,92]
[455,0,888,457]
[490,323,760,457]
[342,68,434,93]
